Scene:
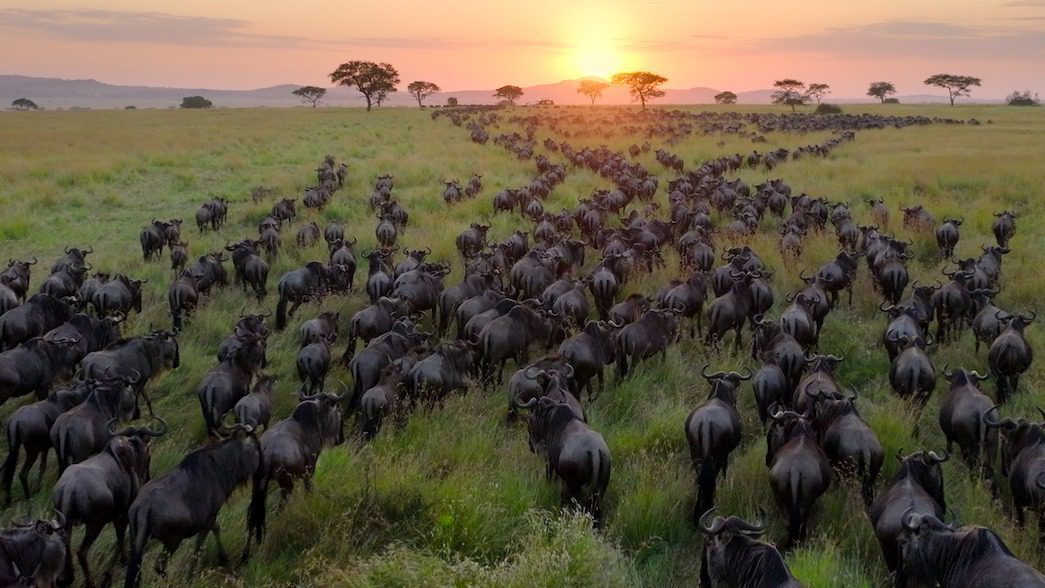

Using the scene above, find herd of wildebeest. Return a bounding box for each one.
[0,106,1038,587]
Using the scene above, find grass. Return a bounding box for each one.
[0,103,1043,586]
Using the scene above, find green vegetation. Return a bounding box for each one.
[867,82,897,103]
[11,98,39,111]
[292,86,328,108]
[814,103,843,114]
[0,104,1042,586]
[714,91,737,105]
[1007,90,1040,106]
[180,96,213,109]
[771,79,809,112]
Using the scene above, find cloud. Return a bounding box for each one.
[0,8,570,52]
[999,0,1045,7]
[752,19,1045,61]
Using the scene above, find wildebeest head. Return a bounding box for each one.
[983,405,1044,476]
[295,390,346,447]
[3,514,69,586]
[145,330,180,369]
[107,417,168,482]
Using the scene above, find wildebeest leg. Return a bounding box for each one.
[288,299,301,319]
[78,522,103,588]
[593,369,603,401]
[1015,504,1026,527]
[155,540,180,577]
[733,325,743,354]
[19,448,39,501]
[210,523,229,565]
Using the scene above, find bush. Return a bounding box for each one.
[1006,90,1040,106]
[180,96,212,109]
[446,97,459,107]
[883,98,900,104]
[815,103,843,114]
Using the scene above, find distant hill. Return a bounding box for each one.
[0,74,996,110]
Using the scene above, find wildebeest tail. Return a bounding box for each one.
[275,294,288,331]
[247,468,269,549]
[787,470,803,547]
[124,505,150,588]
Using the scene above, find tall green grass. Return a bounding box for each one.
[0,104,1042,586]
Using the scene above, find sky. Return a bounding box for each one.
[0,0,1042,98]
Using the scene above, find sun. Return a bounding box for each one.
[574,42,618,80]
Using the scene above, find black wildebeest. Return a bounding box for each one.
[0,294,75,351]
[274,262,331,330]
[815,250,860,308]
[983,407,1045,539]
[90,274,146,318]
[992,210,1017,248]
[698,509,801,588]
[558,320,616,400]
[685,367,749,518]
[524,396,611,526]
[404,340,474,403]
[970,288,1007,354]
[437,268,496,337]
[705,271,758,352]
[881,303,925,362]
[869,449,948,573]
[812,391,883,507]
[0,336,79,404]
[225,240,270,303]
[296,222,321,248]
[751,316,806,395]
[123,424,261,588]
[167,271,199,332]
[0,258,37,303]
[81,331,180,414]
[363,249,395,305]
[198,334,266,432]
[360,359,410,440]
[185,252,228,296]
[615,309,679,377]
[931,267,975,343]
[988,311,1034,404]
[476,305,557,385]
[896,512,1045,587]
[507,362,584,423]
[938,366,995,473]
[348,322,426,410]
[300,311,338,348]
[659,271,708,338]
[888,334,936,413]
[51,247,92,276]
[246,391,344,547]
[0,515,70,588]
[344,297,408,363]
[3,381,92,504]
[53,418,167,588]
[50,375,139,472]
[765,408,831,548]
[170,242,189,275]
[233,374,276,430]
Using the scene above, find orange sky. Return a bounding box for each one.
[1,0,1042,97]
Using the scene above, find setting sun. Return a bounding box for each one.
[573,42,618,79]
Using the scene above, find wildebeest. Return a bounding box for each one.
[198,333,266,432]
[705,271,758,351]
[360,359,409,439]
[988,311,1034,404]
[344,297,408,363]
[615,309,679,377]
[983,407,1045,538]
[296,337,332,394]
[274,262,331,330]
[558,320,616,400]
[233,374,276,430]
[0,515,70,588]
[935,217,963,258]
[900,205,936,232]
[869,450,948,572]
[765,407,831,548]
[524,396,611,526]
[931,267,975,342]
[123,424,261,588]
[938,366,995,473]
[170,242,189,275]
[50,374,139,472]
[970,288,1007,354]
[888,334,936,411]
[167,271,199,332]
[404,340,474,402]
[0,336,80,404]
[0,258,37,303]
[3,381,92,504]
[246,391,344,546]
[698,509,801,588]
[139,220,170,261]
[53,418,167,588]
[896,512,1045,587]
[476,304,556,385]
[659,271,708,338]
[506,360,583,422]
[270,198,296,227]
[225,240,270,303]
[81,331,181,412]
[815,251,860,308]
[992,210,1017,248]
[184,252,228,296]
[685,367,749,518]
[812,391,883,507]
[348,322,426,410]
[0,294,75,351]
[296,222,321,248]
[90,274,145,318]
[51,247,92,276]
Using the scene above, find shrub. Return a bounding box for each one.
[883,98,900,104]
[815,103,843,114]
[180,96,212,109]
[1006,90,1040,106]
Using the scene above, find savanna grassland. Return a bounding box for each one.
[0,103,1043,587]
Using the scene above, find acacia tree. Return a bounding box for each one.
[1006,90,1040,106]
[577,80,610,105]
[407,81,441,107]
[771,79,809,112]
[867,81,897,103]
[494,85,524,105]
[11,98,38,110]
[714,91,737,104]
[292,86,327,107]
[180,96,212,109]
[329,61,400,111]
[611,72,667,109]
[447,96,459,107]
[924,74,982,106]
[806,83,830,104]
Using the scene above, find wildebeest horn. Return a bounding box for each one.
[51,509,66,532]
[84,246,93,254]
[1036,407,1045,422]
[28,257,37,265]
[328,379,349,402]
[701,365,726,380]
[928,450,949,463]
[901,508,923,532]
[698,508,726,535]
[524,366,543,379]
[144,417,169,437]
[941,362,953,379]
[826,354,845,362]
[106,417,120,435]
[732,368,753,381]
[519,397,538,410]
[879,303,894,312]
[561,364,575,378]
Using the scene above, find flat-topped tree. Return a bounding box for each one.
[924,74,981,106]
[611,72,667,109]
[714,91,737,105]
[772,79,809,112]
[180,96,212,109]
[494,85,524,106]
[292,86,327,107]
[867,81,897,103]
[11,98,38,111]
[330,61,400,112]
[806,83,830,105]
[407,81,441,107]
[577,80,610,105]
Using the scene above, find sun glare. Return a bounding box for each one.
[574,42,618,79]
